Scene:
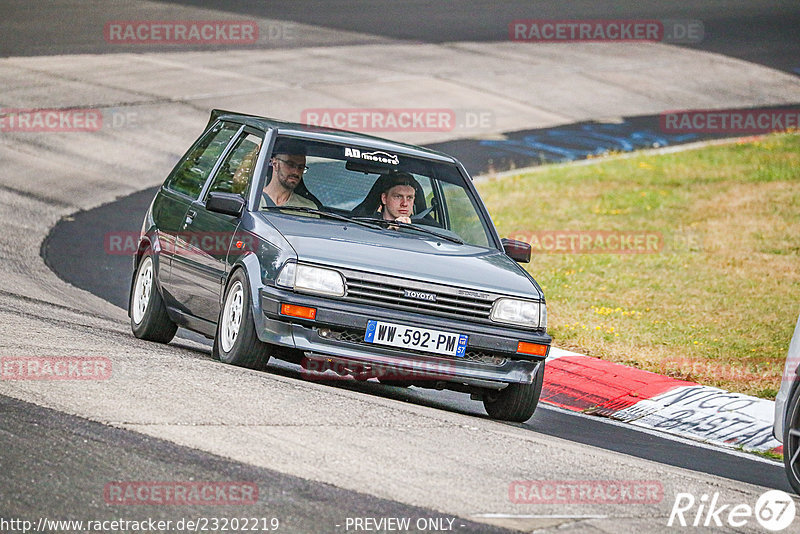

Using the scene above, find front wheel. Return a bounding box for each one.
[483,361,544,422]
[130,252,177,343]
[213,269,270,370]
[783,384,800,493]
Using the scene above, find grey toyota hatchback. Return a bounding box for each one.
[129,110,551,422]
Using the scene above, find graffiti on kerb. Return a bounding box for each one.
[479,122,698,163]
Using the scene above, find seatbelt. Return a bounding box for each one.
[261,192,277,208]
[413,198,438,219]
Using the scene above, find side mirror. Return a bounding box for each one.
[501,238,531,263]
[206,192,245,217]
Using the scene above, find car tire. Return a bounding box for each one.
[483,361,544,422]
[213,269,270,370]
[130,251,178,344]
[783,384,800,493]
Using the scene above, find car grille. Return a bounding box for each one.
[319,327,508,366]
[338,268,496,323]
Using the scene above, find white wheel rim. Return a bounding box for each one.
[790,426,800,477]
[220,281,244,353]
[132,257,153,325]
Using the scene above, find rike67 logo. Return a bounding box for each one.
[668,490,796,531]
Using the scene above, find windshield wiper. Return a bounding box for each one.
[263,206,386,230]
[264,207,464,244]
[352,217,464,244]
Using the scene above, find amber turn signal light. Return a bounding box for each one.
[280,303,317,320]
[516,341,548,357]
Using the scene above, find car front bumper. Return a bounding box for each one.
[257,286,550,389]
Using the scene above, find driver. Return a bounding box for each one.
[375,172,418,224]
[260,139,316,209]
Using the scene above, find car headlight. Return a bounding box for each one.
[276,262,345,297]
[490,298,545,328]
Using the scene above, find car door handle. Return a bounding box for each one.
[185,209,197,225]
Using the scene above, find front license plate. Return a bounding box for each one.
[364,320,468,357]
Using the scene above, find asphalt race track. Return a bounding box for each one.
[3,1,800,533]
[41,164,793,492]
[0,395,511,534]
[3,0,799,75]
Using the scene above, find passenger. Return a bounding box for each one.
[375,172,418,224]
[261,139,316,209]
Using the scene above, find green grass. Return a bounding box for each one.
[477,133,800,398]
[748,447,784,462]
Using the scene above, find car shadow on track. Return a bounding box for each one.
[170,329,493,420]
[265,361,492,420]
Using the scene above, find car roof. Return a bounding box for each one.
[208,109,457,163]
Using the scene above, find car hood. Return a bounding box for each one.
[261,213,542,299]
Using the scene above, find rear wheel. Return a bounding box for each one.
[130,252,177,343]
[213,269,270,370]
[483,361,544,422]
[783,384,800,493]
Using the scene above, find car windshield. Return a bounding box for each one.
[258,136,494,248]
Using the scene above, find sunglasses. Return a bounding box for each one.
[274,157,309,173]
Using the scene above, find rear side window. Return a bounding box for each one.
[165,122,239,198]
[206,132,263,199]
